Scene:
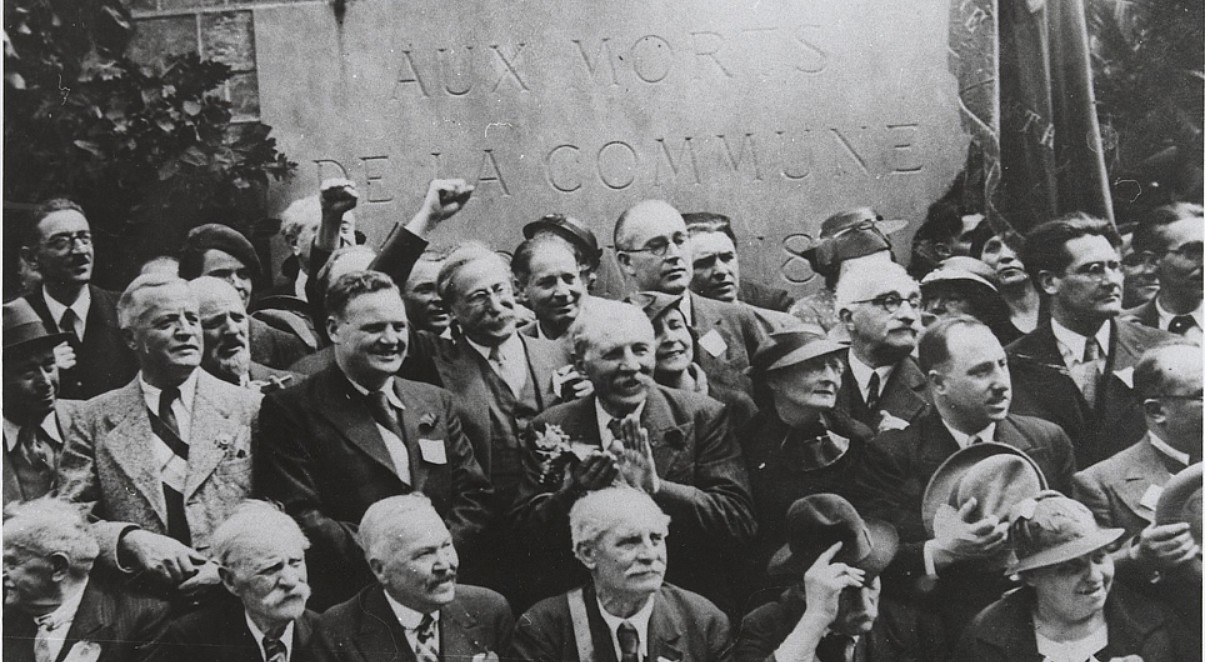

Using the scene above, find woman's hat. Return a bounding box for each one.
[920,256,999,293]
[802,208,908,276]
[747,327,848,375]
[1007,491,1126,574]
[768,494,899,578]
[922,443,1047,537]
[3,299,69,355]
[628,291,685,324]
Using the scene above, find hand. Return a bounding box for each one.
[1131,522,1199,569]
[565,452,618,492]
[177,559,221,593]
[613,415,659,494]
[931,498,1010,567]
[801,542,866,629]
[54,341,77,371]
[121,530,207,585]
[320,178,359,217]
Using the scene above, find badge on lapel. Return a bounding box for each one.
[419,438,447,465]
[698,329,728,358]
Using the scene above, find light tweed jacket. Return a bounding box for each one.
[56,370,262,566]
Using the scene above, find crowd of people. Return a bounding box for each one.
[2,176,1202,662]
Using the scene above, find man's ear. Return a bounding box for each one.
[927,370,946,394]
[1036,271,1059,297]
[574,542,597,571]
[367,557,388,584]
[325,316,341,344]
[615,251,635,277]
[218,565,240,597]
[46,552,72,582]
[1142,398,1167,425]
[838,308,855,333]
[121,328,139,353]
[19,246,38,269]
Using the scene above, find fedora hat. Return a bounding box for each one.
[523,214,602,269]
[628,291,685,324]
[768,494,899,578]
[1156,463,1203,577]
[922,443,1047,537]
[747,327,848,375]
[1007,491,1125,574]
[3,299,69,354]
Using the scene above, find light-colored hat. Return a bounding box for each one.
[922,443,1047,537]
[1007,491,1125,574]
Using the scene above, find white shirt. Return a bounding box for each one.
[1050,318,1111,371]
[3,411,62,453]
[293,270,309,302]
[847,352,893,405]
[383,590,441,657]
[34,579,88,662]
[1155,297,1203,332]
[346,377,412,482]
[42,285,90,340]
[1149,430,1190,468]
[140,370,199,455]
[941,420,997,449]
[596,594,654,662]
[245,613,295,662]
[465,333,529,394]
[678,295,695,327]
[1034,622,1108,662]
[595,399,647,449]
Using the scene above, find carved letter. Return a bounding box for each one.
[361,156,395,202]
[546,144,583,193]
[717,133,764,181]
[572,38,618,87]
[777,129,812,181]
[491,43,530,92]
[475,149,511,196]
[793,25,827,74]
[630,35,674,84]
[314,159,350,185]
[437,46,474,96]
[829,127,870,175]
[690,31,734,79]
[390,50,430,99]
[429,152,444,178]
[597,141,638,190]
[886,124,923,174]
[654,137,701,186]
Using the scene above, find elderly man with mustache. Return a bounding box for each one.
[189,277,299,394]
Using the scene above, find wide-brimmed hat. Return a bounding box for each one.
[3,299,69,355]
[628,291,685,324]
[1156,463,1203,577]
[920,256,999,293]
[802,208,908,276]
[922,443,1047,537]
[768,494,899,578]
[747,327,848,375]
[1007,491,1126,574]
[523,214,602,269]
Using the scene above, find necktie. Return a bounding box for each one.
[16,424,53,470]
[262,634,288,662]
[156,387,191,545]
[865,371,881,412]
[815,633,855,662]
[617,621,639,662]
[364,390,411,486]
[1078,339,1101,407]
[1169,315,1196,335]
[413,613,439,662]
[33,613,64,662]
[608,418,624,446]
[58,308,81,346]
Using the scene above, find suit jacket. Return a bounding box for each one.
[1123,297,1161,329]
[56,371,262,567]
[3,399,82,505]
[24,285,137,401]
[249,316,311,371]
[288,330,442,387]
[147,595,319,662]
[254,365,493,608]
[510,386,756,612]
[739,279,795,313]
[1006,318,1173,467]
[3,572,170,662]
[835,356,931,432]
[511,582,732,662]
[313,584,513,662]
[690,294,769,396]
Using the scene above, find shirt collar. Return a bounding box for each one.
[3,411,62,453]
[595,593,655,661]
[1050,318,1111,366]
[41,285,91,330]
[383,590,440,630]
[245,613,295,661]
[847,352,893,399]
[595,397,647,446]
[1155,297,1204,331]
[940,419,996,449]
[139,370,199,414]
[346,376,405,410]
[678,294,694,327]
[293,271,309,302]
[464,332,523,364]
[1148,430,1190,467]
[34,578,88,632]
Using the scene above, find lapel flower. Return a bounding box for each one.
[418,412,439,434]
[527,422,577,490]
[215,434,233,450]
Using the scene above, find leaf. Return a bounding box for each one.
[73,140,103,157]
[6,72,25,89]
[180,146,208,167]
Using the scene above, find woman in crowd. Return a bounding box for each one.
[953,492,1194,662]
[920,256,1020,345]
[978,230,1040,339]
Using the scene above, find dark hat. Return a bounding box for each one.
[769,494,899,578]
[802,208,907,277]
[3,298,69,354]
[748,327,847,375]
[1007,491,1125,574]
[1156,463,1203,578]
[922,443,1047,537]
[523,214,602,269]
[181,223,262,278]
[628,291,685,324]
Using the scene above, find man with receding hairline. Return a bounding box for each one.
[189,277,298,393]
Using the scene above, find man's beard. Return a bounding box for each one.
[208,349,251,383]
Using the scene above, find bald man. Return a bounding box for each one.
[190,277,298,393]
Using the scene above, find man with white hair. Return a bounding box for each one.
[57,274,262,594]
[511,487,732,662]
[313,494,512,662]
[148,500,318,662]
[190,277,298,393]
[511,299,754,614]
[833,261,931,431]
[3,497,169,662]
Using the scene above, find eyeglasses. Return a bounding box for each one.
[43,232,92,252]
[1121,251,1159,269]
[1123,243,1204,266]
[623,233,688,257]
[850,292,921,313]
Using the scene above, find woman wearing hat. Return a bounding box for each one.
[952,492,1195,662]
[920,256,1020,345]
[629,290,758,428]
[739,328,874,584]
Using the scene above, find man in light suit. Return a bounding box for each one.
[314,494,513,662]
[1007,214,1175,467]
[57,274,262,595]
[3,497,169,662]
[3,299,81,505]
[614,200,768,396]
[511,300,755,614]
[255,270,493,609]
[511,487,732,662]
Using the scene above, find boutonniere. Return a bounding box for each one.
[418,412,439,434]
[662,428,686,450]
[62,641,102,662]
[215,434,233,450]
[527,422,588,489]
[877,412,911,432]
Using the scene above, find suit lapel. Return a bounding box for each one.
[102,381,168,526]
[440,597,485,662]
[640,388,691,477]
[917,411,961,472]
[184,373,244,498]
[315,368,402,481]
[1116,440,1172,524]
[358,587,414,662]
[519,335,565,408]
[55,581,112,662]
[395,380,429,493]
[648,589,685,662]
[879,358,929,421]
[436,339,494,424]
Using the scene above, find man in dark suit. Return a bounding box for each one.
[511,487,732,662]
[3,498,169,662]
[683,212,796,313]
[57,274,263,595]
[148,501,320,662]
[20,198,137,400]
[854,317,1075,639]
[190,277,299,394]
[1007,214,1175,467]
[255,270,493,609]
[313,494,513,662]
[614,200,768,396]
[511,299,755,613]
[3,299,81,505]
[1122,204,1202,340]
[833,262,931,432]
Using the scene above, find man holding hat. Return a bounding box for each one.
[3,299,81,504]
[737,494,946,662]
